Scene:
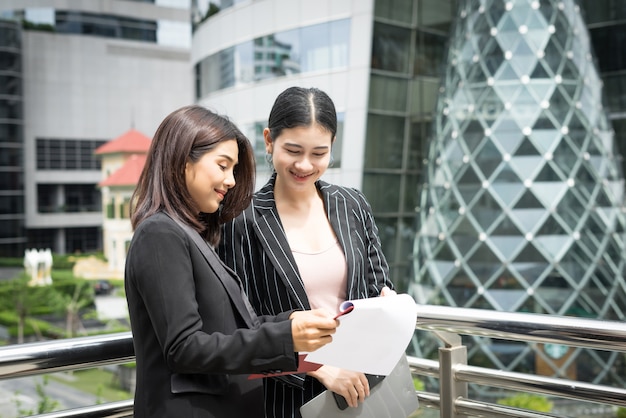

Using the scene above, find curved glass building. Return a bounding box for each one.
[412,0,626,389]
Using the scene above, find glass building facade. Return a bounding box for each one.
[0,19,25,257]
[364,0,456,291]
[411,0,626,392]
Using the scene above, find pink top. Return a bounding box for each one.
[292,241,347,314]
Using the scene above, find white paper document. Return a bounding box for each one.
[304,293,418,375]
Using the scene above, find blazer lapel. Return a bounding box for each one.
[252,179,310,310]
[169,215,260,329]
[321,183,357,296]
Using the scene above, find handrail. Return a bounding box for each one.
[414,304,626,352]
[0,306,625,417]
[0,332,134,379]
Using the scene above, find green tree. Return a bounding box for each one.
[0,275,61,343]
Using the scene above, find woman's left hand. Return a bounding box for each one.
[308,366,370,408]
[380,286,397,296]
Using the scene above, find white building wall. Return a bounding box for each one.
[19,9,193,231]
[193,0,375,189]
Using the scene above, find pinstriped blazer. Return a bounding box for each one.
[218,174,393,418]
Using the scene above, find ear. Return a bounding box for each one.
[263,128,273,153]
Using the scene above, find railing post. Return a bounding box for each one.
[436,331,468,418]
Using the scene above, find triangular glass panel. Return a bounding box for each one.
[517,296,547,314]
[491,182,524,206]
[489,236,525,261]
[450,217,478,238]
[546,86,570,124]
[511,38,537,63]
[493,83,522,104]
[530,61,553,79]
[565,300,597,319]
[542,42,563,76]
[462,120,486,151]
[515,242,548,263]
[514,137,541,156]
[468,242,502,269]
[594,188,613,208]
[530,181,567,208]
[524,28,550,52]
[432,241,456,261]
[457,165,482,185]
[534,235,572,260]
[514,190,545,209]
[509,88,543,128]
[467,62,488,83]
[526,79,555,103]
[492,163,522,184]
[508,155,545,180]
[510,208,545,232]
[451,232,480,255]
[561,60,581,81]
[495,61,521,81]
[490,215,523,236]
[552,139,578,173]
[534,162,566,182]
[471,294,498,310]
[530,128,559,152]
[433,261,457,282]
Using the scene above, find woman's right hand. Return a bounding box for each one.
[289,309,338,352]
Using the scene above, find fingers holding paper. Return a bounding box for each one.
[380,286,397,296]
[290,309,338,352]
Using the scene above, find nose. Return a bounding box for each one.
[224,169,236,189]
[295,157,313,171]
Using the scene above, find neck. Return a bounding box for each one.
[274,176,320,208]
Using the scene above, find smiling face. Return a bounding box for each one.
[265,124,333,191]
[185,139,238,214]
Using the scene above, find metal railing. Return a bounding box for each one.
[1,306,626,417]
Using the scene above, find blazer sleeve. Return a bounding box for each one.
[353,188,395,296]
[126,217,297,375]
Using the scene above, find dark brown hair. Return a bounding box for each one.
[130,105,255,245]
[267,86,337,142]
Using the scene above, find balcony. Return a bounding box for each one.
[1,305,625,417]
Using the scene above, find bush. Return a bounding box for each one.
[497,393,553,413]
[617,407,626,418]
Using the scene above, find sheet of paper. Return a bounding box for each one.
[304,293,418,375]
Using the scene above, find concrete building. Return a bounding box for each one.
[0,0,193,257]
[96,129,151,278]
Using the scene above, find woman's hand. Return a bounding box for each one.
[289,309,338,352]
[309,365,370,408]
[381,286,397,296]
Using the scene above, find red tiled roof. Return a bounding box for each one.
[98,154,147,187]
[95,129,151,155]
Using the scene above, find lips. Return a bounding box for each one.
[215,189,226,200]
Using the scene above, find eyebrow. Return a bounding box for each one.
[218,154,237,163]
[283,142,330,150]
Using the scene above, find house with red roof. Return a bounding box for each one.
[95,129,151,278]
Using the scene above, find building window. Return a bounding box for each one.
[37,184,101,213]
[195,19,350,98]
[36,138,106,170]
[55,11,157,43]
[106,201,115,219]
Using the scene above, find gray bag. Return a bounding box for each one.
[300,354,418,418]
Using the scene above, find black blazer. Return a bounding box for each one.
[218,175,393,418]
[125,212,298,418]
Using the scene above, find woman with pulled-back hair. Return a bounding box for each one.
[125,104,338,418]
[219,87,396,418]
